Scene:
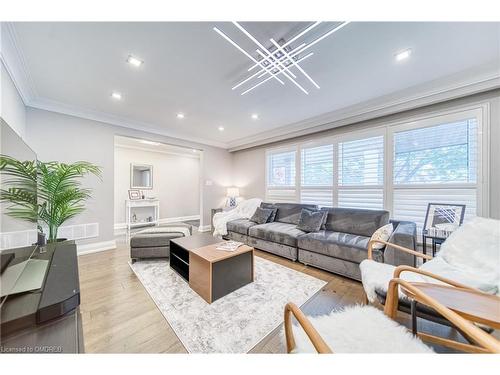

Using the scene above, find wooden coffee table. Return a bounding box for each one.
[404,282,500,333]
[169,234,254,303]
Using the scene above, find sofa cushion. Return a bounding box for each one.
[298,230,383,264]
[226,219,257,235]
[321,207,389,237]
[250,207,275,224]
[297,209,327,233]
[249,222,307,247]
[260,202,278,222]
[273,203,318,225]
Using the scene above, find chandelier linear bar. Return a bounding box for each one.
[214,21,350,96]
[213,27,285,85]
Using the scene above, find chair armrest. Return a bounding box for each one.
[368,240,433,261]
[384,278,500,353]
[284,302,332,354]
[385,221,417,266]
[392,265,483,293]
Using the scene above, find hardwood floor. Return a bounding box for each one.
[78,238,468,353]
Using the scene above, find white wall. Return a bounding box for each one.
[114,145,200,225]
[232,90,500,219]
[0,61,26,139]
[26,107,233,245]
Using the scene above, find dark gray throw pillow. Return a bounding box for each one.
[297,209,327,233]
[250,207,274,224]
[260,203,278,222]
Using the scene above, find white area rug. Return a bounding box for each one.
[130,257,326,353]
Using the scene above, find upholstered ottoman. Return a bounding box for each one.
[130,223,192,263]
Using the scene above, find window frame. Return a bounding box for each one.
[264,102,490,217]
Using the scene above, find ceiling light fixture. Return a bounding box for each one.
[176,113,185,119]
[126,55,144,67]
[218,126,225,131]
[395,49,412,61]
[140,140,160,146]
[192,149,197,153]
[251,114,259,120]
[213,21,350,96]
[111,92,122,100]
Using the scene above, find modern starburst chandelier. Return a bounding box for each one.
[213,21,350,96]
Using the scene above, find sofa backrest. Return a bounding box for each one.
[261,202,318,225]
[321,207,389,237]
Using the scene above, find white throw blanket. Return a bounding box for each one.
[212,198,262,237]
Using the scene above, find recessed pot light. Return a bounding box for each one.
[192,149,197,153]
[218,126,225,131]
[395,49,412,61]
[126,55,144,67]
[251,114,259,120]
[177,113,185,119]
[111,92,122,100]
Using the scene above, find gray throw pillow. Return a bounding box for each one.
[260,203,278,222]
[250,207,274,224]
[297,209,327,233]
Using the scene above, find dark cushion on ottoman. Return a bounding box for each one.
[130,232,184,248]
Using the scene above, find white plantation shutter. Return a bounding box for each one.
[392,118,479,231]
[338,135,384,209]
[266,149,297,203]
[300,144,334,206]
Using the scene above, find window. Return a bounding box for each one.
[264,106,486,227]
[266,149,297,202]
[338,135,384,209]
[392,117,480,229]
[300,144,334,206]
[393,120,477,184]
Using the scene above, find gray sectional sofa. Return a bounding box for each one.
[226,203,416,281]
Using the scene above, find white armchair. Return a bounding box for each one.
[360,217,500,304]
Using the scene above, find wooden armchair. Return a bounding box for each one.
[284,278,500,354]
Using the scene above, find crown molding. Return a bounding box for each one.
[0,22,38,104]
[227,67,500,151]
[115,142,201,159]
[27,96,229,149]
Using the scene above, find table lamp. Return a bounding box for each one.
[227,187,240,208]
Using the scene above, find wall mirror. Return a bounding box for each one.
[130,164,153,189]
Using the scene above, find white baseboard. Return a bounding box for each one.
[198,225,211,232]
[77,240,116,256]
[114,215,200,235]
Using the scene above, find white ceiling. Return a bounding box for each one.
[6,22,500,148]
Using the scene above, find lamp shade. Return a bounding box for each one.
[227,187,240,197]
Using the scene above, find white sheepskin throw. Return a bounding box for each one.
[289,305,433,353]
[437,217,500,293]
[359,260,440,303]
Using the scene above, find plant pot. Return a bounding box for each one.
[37,232,47,246]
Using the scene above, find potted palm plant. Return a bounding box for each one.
[0,155,101,243]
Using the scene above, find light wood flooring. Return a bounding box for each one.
[78,239,466,353]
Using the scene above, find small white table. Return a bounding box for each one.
[126,199,160,233]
